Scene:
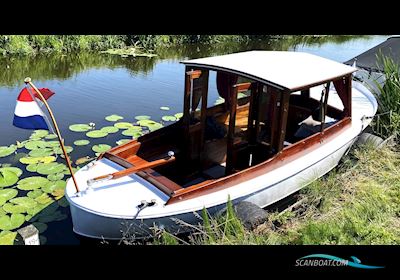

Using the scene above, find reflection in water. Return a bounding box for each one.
[0,35,373,87]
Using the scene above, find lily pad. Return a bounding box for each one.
[19,156,56,165]
[16,141,25,149]
[25,215,33,221]
[24,140,48,150]
[53,146,73,154]
[27,189,43,199]
[52,188,65,199]
[36,163,66,175]
[28,148,54,157]
[0,231,17,245]
[122,127,142,137]
[135,115,151,121]
[105,114,124,122]
[34,194,53,206]
[160,106,170,111]
[100,126,119,133]
[74,140,90,146]
[0,214,25,231]
[32,222,48,234]
[10,197,38,209]
[174,113,183,119]
[42,180,66,194]
[47,173,64,181]
[0,167,23,177]
[45,140,60,147]
[69,124,92,132]
[63,167,78,175]
[116,139,131,146]
[114,122,134,129]
[0,208,6,216]
[92,144,111,153]
[0,170,19,188]
[17,176,49,191]
[30,130,49,139]
[75,156,94,165]
[3,203,27,214]
[26,164,38,173]
[147,123,163,132]
[86,130,108,138]
[0,145,17,158]
[0,189,18,207]
[45,134,58,140]
[27,203,48,216]
[162,115,177,122]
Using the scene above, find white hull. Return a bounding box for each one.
[66,81,377,240]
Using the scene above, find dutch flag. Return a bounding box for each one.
[13,87,55,130]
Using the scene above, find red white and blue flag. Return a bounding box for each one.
[13,87,55,130]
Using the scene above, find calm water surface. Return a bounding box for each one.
[0,35,391,244]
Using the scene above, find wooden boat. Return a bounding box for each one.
[65,51,377,240]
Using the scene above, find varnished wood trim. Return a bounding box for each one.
[233,82,252,92]
[168,117,351,204]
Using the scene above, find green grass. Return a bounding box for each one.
[371,54,400,139]
[152,143,400,245]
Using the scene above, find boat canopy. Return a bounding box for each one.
[345,36,400,72]
[182,51,356,91]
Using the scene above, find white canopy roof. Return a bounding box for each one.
[182,51,356,91]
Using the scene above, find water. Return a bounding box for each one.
[0,35,392,244]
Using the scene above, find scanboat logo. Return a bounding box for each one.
[295,254,384,269]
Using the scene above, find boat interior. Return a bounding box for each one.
[98,67,352,202]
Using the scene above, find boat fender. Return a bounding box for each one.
[355,132,384,148]
[233,201,268,230]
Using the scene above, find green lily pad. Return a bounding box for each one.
[135,115,151,121]
[26,203,48,216]
[3,203,27,214]
[105,114,124,122]
[121,127,142,136]
[24,140,48,150]
[100,126,119,133]
[32,222,48,234]
[16,141,25,149]
[0,145,17,158]
[0,208,6,216]
[75,156,94,165]
[26,164,38,173]
[47,173,64,181]
[27,189,43,199]
[0,231,18,245]
[116,139,131,146]
[52,188,65,199]
[160,106,170,111]
[92,144,112,153]
[19,156,56,165]
[0,214,25,231]
[10,197,38,209]
[0,167,22,177]
[53,146,73,154]
[33,194,53,206]
[147,123,163,132]
[45,140,60,147]
[42,180,66,194]
[162,115,177,122]
[25,215,33,221]
[45,134,58,140]
[0,189,18,207]
[69,124,92,132]
[17,176,49,191]
[58,197,69,207]
[137,119,163,131]
[0,170,19,188]
[30,130,49,139]
[28,148,54,157]
[74,140,90,146]
[86,130,108,138]
[63,167,78,175]
[114,122,134,129]
[36,163,66,175]
[174,113,183,119]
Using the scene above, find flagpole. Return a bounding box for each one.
[24,77,80,193]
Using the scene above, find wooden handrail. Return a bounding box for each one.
[87,152,175,186]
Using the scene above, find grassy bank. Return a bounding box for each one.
[153,142,400,245]
[0,35,364,57]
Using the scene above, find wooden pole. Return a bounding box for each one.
[24,77,80,193]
